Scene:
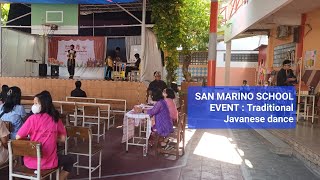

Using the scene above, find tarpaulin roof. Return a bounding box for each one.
[0,0,139,4]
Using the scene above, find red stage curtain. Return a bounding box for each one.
[48,36,105,62]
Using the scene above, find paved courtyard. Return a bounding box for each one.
[1,128,319,180]
[120,129,320,180]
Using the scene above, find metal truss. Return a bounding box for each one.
[219,0,249,25]
[80,0,151,15]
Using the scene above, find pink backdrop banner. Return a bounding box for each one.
[48,36,105,67]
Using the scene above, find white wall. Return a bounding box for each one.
[217,35,268,67]
[224,0,292,42]
[2,29,43,77]
[218,35,268,51]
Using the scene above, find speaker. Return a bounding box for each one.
[39,64,47,77]
[51,65,59,76]
[293,27,300,43]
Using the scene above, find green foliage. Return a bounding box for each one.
[1,4,10,24]
[150,0,183,84]
[150,0,226,83]
[180,0,211,52]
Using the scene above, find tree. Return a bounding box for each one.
[181,0,224,82]
[150,0,184,85]
[180,0,211,81]
[150,0,224,84]
[1,4,10,24]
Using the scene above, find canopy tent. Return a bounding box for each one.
[0,0,138,4]
[0,0,165,83]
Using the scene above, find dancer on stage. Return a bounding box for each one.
[67,45,76,79]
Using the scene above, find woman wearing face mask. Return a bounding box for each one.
[16,91,73,180]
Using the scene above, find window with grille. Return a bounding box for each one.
[178,51,208,65]
[223,53,258,62]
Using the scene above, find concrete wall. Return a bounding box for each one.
[177,36,267,86]
[266,27,295,68]
[224,0,291,42]
[0,77,147,109]
[266,7,320,71]
[303,7,320,70]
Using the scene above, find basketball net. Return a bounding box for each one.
[41,23,57,64]
[41,23,56,37]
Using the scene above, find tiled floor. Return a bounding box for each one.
[275,119,320,155]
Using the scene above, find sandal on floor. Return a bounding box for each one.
[161,139,170,147]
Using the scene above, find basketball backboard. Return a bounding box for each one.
[31,4,78,35]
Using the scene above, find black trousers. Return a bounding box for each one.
[58,154,75,172]
[106,66,113,79]
[125,67,139,77]
[68,65,75,76]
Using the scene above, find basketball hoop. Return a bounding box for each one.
[40,23,58,64]
[41,23,58,37]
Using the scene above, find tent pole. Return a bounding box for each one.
[140,0,146,81]
[93,12,95,36]
[225,40,231,86]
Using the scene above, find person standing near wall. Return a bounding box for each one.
[105,56,113,80]
[67,45,76,79]
[276,60,297,86]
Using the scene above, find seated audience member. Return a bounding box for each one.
[125,53,141,78]
[240,80,250,92]
[148,71,167,92]
[0,85,9,104]
[143,89,173,146]
[170,82,180,109]
[28,90,52,115]
[163,88,178,122]
[0,120,9,166]
[147,71,167,103]
[16,91,74,180]
[0,86,25,139]
[71,81,87,97]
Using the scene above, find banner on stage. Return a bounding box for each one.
[50,40,100,67]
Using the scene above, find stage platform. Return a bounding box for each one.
[0,76,147,109]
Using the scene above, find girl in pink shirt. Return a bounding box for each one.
[16,91,73,180]
[163,88,178,122]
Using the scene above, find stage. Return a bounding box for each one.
[0,76,147,109]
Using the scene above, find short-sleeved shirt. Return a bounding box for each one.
[17,113,66,170]
[0,120,9,166]
[148,80,167,92]
[0,104,25,139]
